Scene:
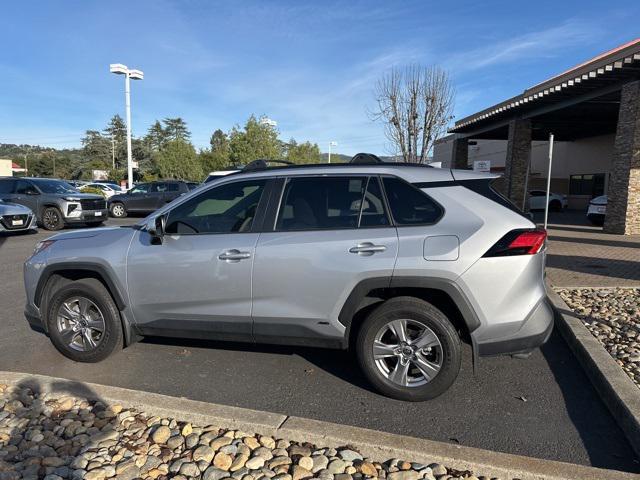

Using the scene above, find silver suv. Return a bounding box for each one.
[0,177,107,230]
[23,162,553,400]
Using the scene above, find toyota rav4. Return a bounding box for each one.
[23,160,553,401]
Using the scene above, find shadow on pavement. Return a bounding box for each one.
[546,254,640,282]
[547,235,640,249]
[540,329,640,472]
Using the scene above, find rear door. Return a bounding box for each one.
[252,175,398,345]
[161,182,184,206]
[8,180,40,213]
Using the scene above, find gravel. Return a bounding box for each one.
[0,384,511,480]
[557,287,640,389]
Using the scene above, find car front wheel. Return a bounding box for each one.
[356,296,461,401]
[46,278,123,362]
[41,206,64,231]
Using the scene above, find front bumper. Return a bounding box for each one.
[24,303,45,333]
[476,298,555,357]
[64,209,109,223]
[0,213,37,232]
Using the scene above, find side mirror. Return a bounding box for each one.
[148,215,166,244]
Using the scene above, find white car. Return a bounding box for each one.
[528,190,567,211]
[80,183,122,198]
[587,195,607,225]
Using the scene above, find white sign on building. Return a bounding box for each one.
[473,160,491,172]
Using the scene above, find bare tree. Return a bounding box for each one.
[371,65,454,163]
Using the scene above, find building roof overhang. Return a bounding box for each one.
[450,39,640,140]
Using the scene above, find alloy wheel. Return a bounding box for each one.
[56,296,106,352]
[372,318,443,387]
[43,209,60,230]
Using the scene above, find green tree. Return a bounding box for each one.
[198,129,231,173]
[229,115,281,165]
[144,120,168,151]
[285,139,321,164]
[163,117,191,141]
[81,130,111,165]
[103,114,127,168]
[154,139,203,181]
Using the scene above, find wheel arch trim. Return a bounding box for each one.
[35,262,128,310]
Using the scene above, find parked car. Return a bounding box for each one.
[527,190,567,211]
[587,195,607,225]
[0,199,37,233]
[0,177,107,230]
[80,183,122,198]
[66,180,89,189]
[23,161,552,401]
[107,180,191,218]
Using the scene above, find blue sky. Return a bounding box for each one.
[1,0,638,155]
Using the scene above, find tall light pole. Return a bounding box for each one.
[110,64,143,189]
[328,141,337,163]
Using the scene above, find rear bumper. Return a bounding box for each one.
[476,298,554,357]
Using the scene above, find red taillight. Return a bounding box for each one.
[483,229,547,257]
[508,229,547,254]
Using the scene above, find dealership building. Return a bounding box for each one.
[433,39,640,235]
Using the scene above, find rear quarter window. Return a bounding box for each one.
[382,176,443,225]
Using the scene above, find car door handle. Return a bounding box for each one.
[349,242,387,256]
[218,249,252,262]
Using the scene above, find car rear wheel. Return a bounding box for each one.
[549,200,562,212]
[356,296,461,401]
[110,202,127,218]
[46,278,123,362]
[41,206,64,231]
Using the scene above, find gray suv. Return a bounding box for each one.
[0,177,107,230]
[23,163,553,400]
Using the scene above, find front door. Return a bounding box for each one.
[125,183,152,212]
[252,175,398,345]
[127,177,269,341]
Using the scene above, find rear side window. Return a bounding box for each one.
[382,177,443,225]
[0,179,14,194]
[276,176,366,231]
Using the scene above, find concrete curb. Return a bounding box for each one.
[2,371,637,480]
[547,287,640,459]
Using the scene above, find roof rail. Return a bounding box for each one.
[243,159,294,171]
[349,153,383,163]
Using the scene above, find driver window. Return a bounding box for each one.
[130,184,149,194]
[165,179,267,235]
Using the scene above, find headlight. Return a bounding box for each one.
[63,196,81,201]
[33,240,55,256]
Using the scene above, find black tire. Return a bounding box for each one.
[45,278,123,363]
[549,200,562,212]
[110,202,127,218]
[356,296,461,401]
[41,206,65,231]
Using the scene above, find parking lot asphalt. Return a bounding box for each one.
[0,218,638,473]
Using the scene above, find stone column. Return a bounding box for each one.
[504,118,532,211]
[604,80,640,235]
[449,136,469,169]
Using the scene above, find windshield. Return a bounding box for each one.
[33,179,79,194]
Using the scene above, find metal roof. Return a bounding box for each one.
[451,38,640,133]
